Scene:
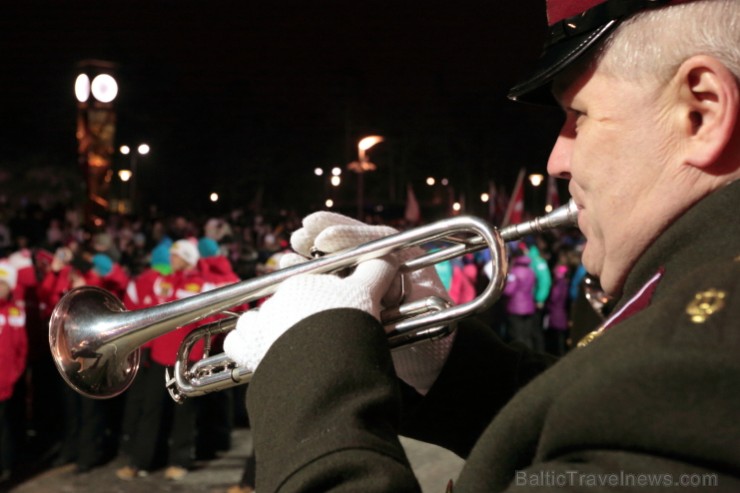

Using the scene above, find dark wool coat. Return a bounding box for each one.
[247,181,740,492]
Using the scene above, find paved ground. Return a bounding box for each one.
[7,429,464,493]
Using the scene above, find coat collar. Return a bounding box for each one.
[618,180,740,307]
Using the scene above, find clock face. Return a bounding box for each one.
[75,73,90,102]
[91,74,118,103]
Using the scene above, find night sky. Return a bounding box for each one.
[1,0,565,218]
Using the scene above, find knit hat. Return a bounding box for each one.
[171,239,200,267]
[92,253,113,277]
[150,242,172,275]
[198,237,220,258]
[0,261,18,290]
[8,249,33,271]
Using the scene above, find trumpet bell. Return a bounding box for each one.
[49,286,141,399]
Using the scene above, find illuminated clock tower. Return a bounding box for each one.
[74,59,118,229]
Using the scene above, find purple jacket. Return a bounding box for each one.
[546,271,570,330]
[503,255,536,315]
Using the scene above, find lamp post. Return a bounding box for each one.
[313,166,342,209]
[119,143,150,213]
[528,173,545,215]
[348,135,384,219]
[74,59,119,228]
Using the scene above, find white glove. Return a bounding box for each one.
[291,211,451,306]
[223,257,397,373]
[288,211,456,395]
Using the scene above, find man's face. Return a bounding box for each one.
[548,65,680,296]
[0,281,10,300]
[170,253,189,273]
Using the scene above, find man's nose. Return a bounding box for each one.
[547,133,573,179]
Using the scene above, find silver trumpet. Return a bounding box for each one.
[49,200,579,402]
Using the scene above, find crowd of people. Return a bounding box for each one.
[0,195,590,489]
[0,202,299,488]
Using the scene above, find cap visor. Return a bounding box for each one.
[508,20,618,105]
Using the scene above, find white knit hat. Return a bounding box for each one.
[170,239,200,267]
[8,249,33,270]
[0,261,18,290]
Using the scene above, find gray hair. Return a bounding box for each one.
[596,0,740,85]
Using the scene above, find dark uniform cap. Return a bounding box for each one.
[509,0,694,104]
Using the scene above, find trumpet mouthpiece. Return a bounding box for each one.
[499,199,578,241]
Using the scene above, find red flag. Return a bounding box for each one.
[404,183,421,225]
[502,168,525,227]
[546,175,561,210]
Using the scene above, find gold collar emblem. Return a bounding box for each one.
[686,289,726,324]
[576,326,606,348]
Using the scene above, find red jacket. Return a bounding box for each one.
[0,299,27,401]
[449,263,478,305]
[9,249,37,306]
[38,266,76,319]
[102,263,129,300]
[123,268,169,352]
[149,268,208,366]
[88,263,129,301]
[123,268,167,311]
[197,255,246,350]
[37,266,100,319]
[198,255,239,287]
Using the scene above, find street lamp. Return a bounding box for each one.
[119,143,150,213]
[313,166,342,209]
[528,173,546,215]
[528,173,544,187]
[348,135,384,219]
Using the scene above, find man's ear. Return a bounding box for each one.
[675,55,739,168]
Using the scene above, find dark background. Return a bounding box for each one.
[0,0,565,220]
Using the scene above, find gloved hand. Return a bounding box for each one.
[290,211,451,306]
[223,257,397,374]
[286,211,456,395]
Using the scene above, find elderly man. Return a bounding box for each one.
[224,0,740,491]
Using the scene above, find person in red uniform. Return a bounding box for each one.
[197,236,239,288]
[37,246,85,320]
[0,261,27,485]
[89,253,129,301]
[116,239,207,481]
[6,248,48,451]
[6,249,36,308]
[41,249,116,472]
[195,236,246,461]
[116,241,172,465]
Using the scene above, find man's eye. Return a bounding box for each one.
[569,109,586,131]
[569,107,585,118]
